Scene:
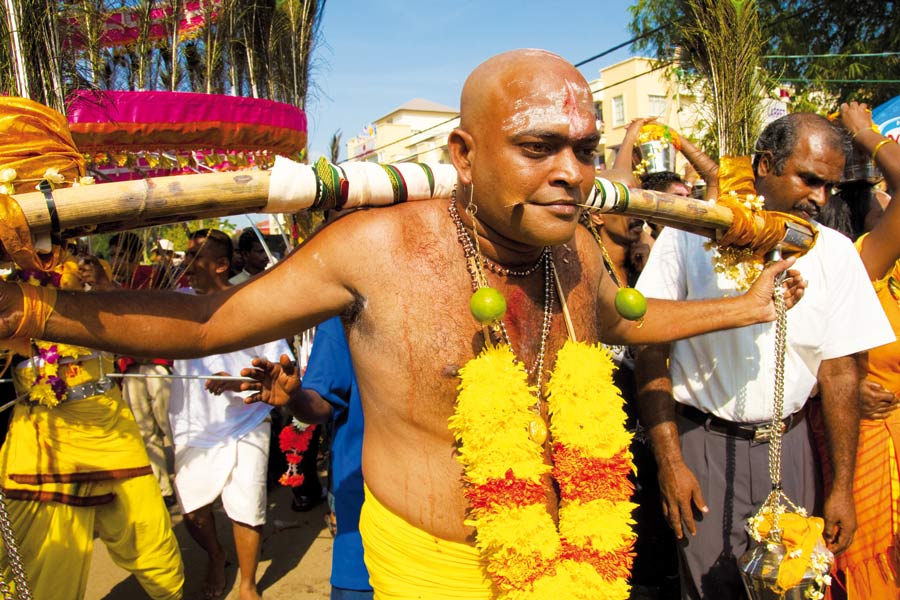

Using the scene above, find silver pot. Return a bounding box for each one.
[738,540,832,600]
[638,140,676,174]
[843,144,882,183]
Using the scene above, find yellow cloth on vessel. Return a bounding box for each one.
[1,355,152,504]
[0,474,184,600]
[359,485,494,599]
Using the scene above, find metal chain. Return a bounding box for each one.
[0,488,31,599]
[768,274,788,496]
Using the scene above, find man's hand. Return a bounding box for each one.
[77,255,114,291]
[240,353,299,407]
[745,258,806,320]
[840,101,874,141]
[823,487,857,554]
[859,379,898,420]
[205,372,243,395]
[657,460,709,539]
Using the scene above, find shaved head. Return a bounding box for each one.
[459,49,594,140]
[448,49,599,249]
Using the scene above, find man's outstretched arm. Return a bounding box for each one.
[600,256,806,345]
[0,219,360,358]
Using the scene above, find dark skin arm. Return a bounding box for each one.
[0,216,359,358]
[599,256,806,345]
[817,355,860,554]
[240,354,333,425]
[842,101,900,281]
[636,343,708,538]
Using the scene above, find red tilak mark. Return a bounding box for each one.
[563,85,578,122]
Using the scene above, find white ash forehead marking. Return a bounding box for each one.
[501,79,593,133]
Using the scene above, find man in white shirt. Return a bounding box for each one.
[229,229,271,285]
[171,228,291,600]
[636,113,894,599]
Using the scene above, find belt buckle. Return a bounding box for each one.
[753,422,785,442]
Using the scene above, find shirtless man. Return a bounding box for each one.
[0,49,803,597]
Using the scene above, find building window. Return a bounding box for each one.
[649,94,667,118]
[612,95,625,127]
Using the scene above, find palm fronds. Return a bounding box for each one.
[674,0,768,157]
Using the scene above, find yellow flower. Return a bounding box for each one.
[42,361,59,377]
[0,168,16,183]
[75,176,95,186]
[29,382,60,408]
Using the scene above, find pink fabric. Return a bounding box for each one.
[66,0,216,48]
[68,90,306,133]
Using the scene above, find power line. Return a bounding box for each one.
[574,24,665,68]
[776,78,900,84]
[350,32,669,161]
[766,52,900,59]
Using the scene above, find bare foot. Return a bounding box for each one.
[238,579,261,600]
[201,552,228,599]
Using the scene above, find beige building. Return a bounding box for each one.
[591,56,702,177]
[346,98,459,164]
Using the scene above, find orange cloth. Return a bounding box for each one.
[0,96,84,194]
[0,97,82,271]
[834,236,900,599]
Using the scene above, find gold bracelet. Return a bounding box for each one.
[852,126,879,140]
[872,138,896,162]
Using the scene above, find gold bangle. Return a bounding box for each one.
[872,138,895,162]
[852,126,876,140]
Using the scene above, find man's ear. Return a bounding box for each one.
[215,257,231,275]
[448,128,475,185]
[756,153,772,177]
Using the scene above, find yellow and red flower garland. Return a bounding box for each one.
[450,341,637,599]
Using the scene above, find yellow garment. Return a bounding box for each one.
[0,474,183,600]
[834,237,900,598]
[359,485,494,599]
[2,355,152,503]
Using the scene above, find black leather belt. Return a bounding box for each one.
[676,403,807,442]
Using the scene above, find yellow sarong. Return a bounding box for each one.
[360,485,494,599]
[0,355,184,598]
[2,355,152,503]
[1,474,183,600]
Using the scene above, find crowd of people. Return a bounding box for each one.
[0,48,899,600]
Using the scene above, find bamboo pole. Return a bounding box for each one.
[13,170,273,237]
[8,159,815,254]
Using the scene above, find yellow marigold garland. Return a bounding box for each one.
[451,340,637,599]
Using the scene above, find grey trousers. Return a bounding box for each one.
[675,411,819,599]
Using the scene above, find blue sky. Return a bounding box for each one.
[305,0,639,161]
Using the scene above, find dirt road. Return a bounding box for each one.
[85,486,333,599]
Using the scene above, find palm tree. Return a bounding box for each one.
[1,0,327,113]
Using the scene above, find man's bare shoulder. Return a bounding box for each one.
[321,199,449,248]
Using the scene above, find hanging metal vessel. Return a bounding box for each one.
[738,539,832,600]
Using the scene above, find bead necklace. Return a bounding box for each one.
[448,198,555,391]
